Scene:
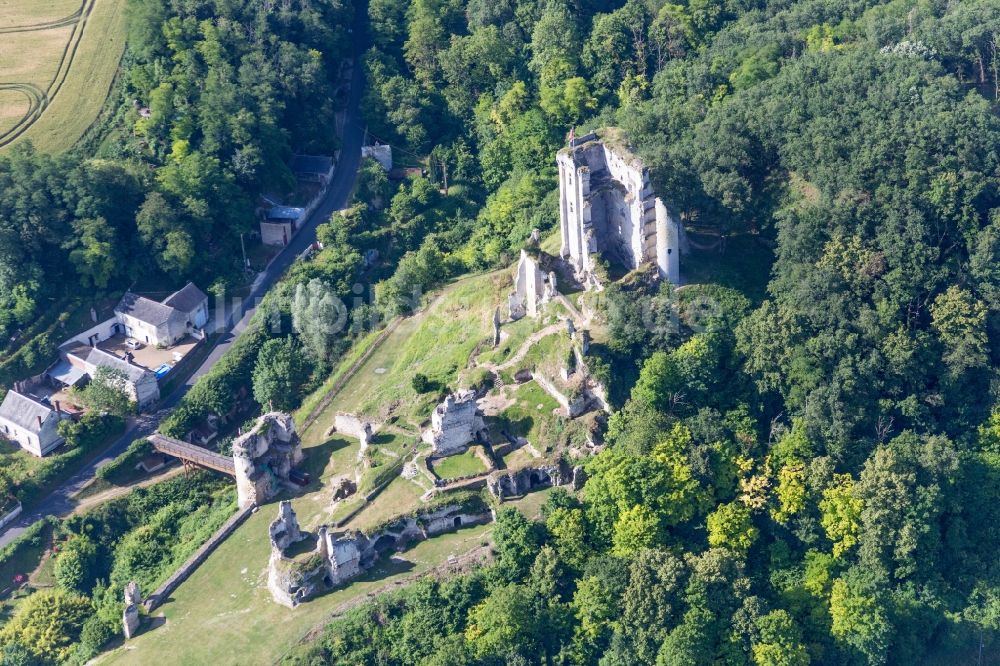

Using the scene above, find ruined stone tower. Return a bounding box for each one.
[233,412,303,508]
[558,128,684,288]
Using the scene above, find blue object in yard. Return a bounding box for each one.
[154,363,172,379]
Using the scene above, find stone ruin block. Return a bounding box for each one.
[422,390,486,456]
[508,250,557,320]
[333,413,374,461]
[122,581,141,640]
[233,412,303,508]
[487,464,567,500]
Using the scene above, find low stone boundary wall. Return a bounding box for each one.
[144,503,255,612]
[300,318,402,433]
[0,503,22,531]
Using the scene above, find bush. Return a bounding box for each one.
[411,373,432,394]
[54,535,99,595]
[77,615,116,661]
[96,439,152,483]
[59,413,124,450]
[0,588,91,663]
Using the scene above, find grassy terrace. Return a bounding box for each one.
[329,271,507,428]
[430,447,488,480]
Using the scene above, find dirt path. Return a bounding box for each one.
[555,292,585,323]
[70,467,185,514]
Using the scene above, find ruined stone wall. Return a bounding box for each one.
[266,501,492,607]
[333,414,374,443]
[423,391,485,456]
[509,250,556,320]
[487,464,566,499]
[558,129,683,288]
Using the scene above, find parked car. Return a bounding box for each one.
[125,339,143,350]
[289,469,311,486]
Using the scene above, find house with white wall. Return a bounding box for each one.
[71,348,160,410]
[115,282,209,347]
[0,390,70,457]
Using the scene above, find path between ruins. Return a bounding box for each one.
[484,294,589,375]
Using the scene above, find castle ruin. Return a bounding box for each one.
[508,250,557,320]
[233,412,303,508]
[422,390,486,456]
[558,128,685,288]
[267,499,492,607]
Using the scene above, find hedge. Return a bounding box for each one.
[96,439,152,483]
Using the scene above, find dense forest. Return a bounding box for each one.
[283,0,1000,664]
[3,0,1000,663]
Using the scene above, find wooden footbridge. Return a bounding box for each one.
[148,433,235,476]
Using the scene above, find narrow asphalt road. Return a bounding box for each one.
[0,14,368,548]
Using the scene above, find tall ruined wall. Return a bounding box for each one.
[233,412,303,508]
[423,391,485,456]
[558,129,682,288]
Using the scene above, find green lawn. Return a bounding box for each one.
[329,272,504,428]
[296,325,391,436]
[96,509,495,666]
[344,476,426,531]
[430,447,488,480]
[492,380,561,454]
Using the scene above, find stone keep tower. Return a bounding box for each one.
[233,412,303,508]
[422,390,486,456]
[558,128,683,287]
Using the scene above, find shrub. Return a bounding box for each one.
[412,373,432,394]
[96,439,152,483]
[0,588,91,663]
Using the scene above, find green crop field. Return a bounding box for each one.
[0,0,127,153]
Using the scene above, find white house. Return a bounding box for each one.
[78,348,160,410]
[115,282,209,347]
[0,391,70,457]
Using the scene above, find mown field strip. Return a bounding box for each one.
[0,0,126,152]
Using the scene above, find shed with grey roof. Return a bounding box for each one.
[290,154,334,184]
